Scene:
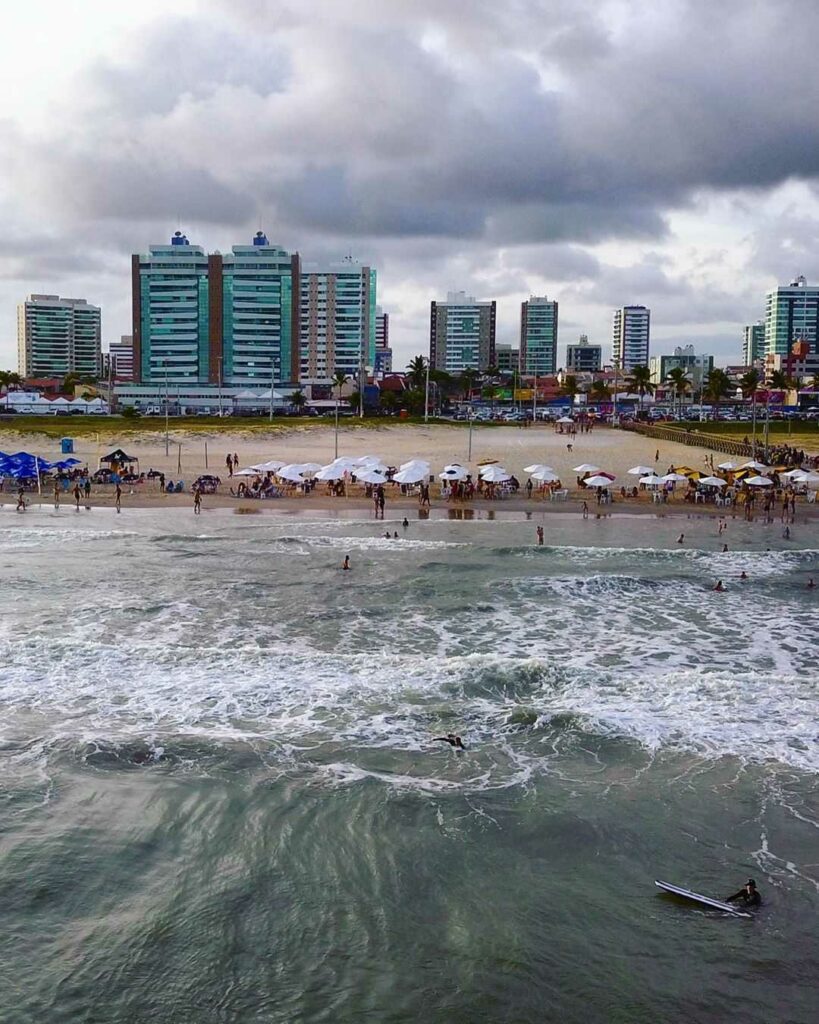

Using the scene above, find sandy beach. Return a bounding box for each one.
[2,422,817,519]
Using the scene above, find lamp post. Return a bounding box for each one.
[467,407,474,461]
[424,358,430,424]
[218,356,223,418]
[532,368,537,422]
[268,358,275,423]
[164,362,169,457]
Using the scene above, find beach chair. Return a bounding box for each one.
[175,481,184,492]
[807,491,816,504]
[551,488,569,501]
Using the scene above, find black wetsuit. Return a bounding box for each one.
[726,887,761,907]
[434,735,466,750]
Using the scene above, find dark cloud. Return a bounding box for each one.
[2,0,819,366]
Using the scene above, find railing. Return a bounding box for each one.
[619,421,754,457]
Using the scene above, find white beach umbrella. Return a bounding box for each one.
[797,472,819,488]
[354,455,385,467]
[479,463,507,477]
[439,466,469,481]
[573,463,601,474]
[660,472,689,483]
[399,458,429,471]
[481,465,512,483]
[234,467,260,477]
[393,465,428,484]
[717,460,740,470]
[583,474,615,487]
[745,475,773,486]
[742,460,770,472]
[524,463,555,474]
[531,470,559,483]
[639,474,663,487]
[315,465,347,481]
[628,465,655,475]
[299,462,323,473]
[356,469,388,485]
[700,476,728,487]
[557,416,574,423]
[277,464,307,483]
[252,459,286,472]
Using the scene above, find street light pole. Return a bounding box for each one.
[269,357,274,423]
[164,362,169,457]
[424,358,430,424]
[218,356,223,418]
[467,408,473,462]
[532,369,537,422]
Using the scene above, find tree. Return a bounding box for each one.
[702,368,732,420]
[379,390,399,415]
[0,370,23,391]
[403,387,426,415]
[481,382,499,413]
[624,365,655,415]
[560,374,581,400]
[290,389,307,411]
[457,369,480,400]
[664,367,691,420]
[769,369,790,391]
[406,355,428,390]
[588,380,611,404]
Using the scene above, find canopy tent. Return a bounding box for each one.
[100,448,139,466]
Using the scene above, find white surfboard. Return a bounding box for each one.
[655,880,752,917]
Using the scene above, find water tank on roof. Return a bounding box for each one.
[171,231,190,246]
[253,231,269,246]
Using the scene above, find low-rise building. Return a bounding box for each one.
[565,335,602,373]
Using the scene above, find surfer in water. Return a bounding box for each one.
[726,878,761,907]
[433,733,466,750]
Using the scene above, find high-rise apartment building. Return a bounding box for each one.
[132,232,210,384]
[612,305,650,371]
[299,260,376,381]
[210,232,300,386]
[565,334,602,373]
[132,231,301,386]
[429,291,496,373]
[520,296,558,374]
[107,335,134,380]
[374,306,392,374]
[742,322,766,365]
[764,276,819,357]
[17,294,101,378]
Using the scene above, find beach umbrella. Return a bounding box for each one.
[354,455,385,467]
[524,463,555,474]
[393,465,428,484]
[355,469,388,485]
[531,469,559,483]
[479,463,507,477]
[557,416,574,423]
[797,472,819,488]
[639,474,663,486]
[315,465,348,481]
[439,466,468,481]
[700,476,728,487]
[742,460,770,472]
[573,463,601,473]
[298,462,323,474]
[234,467,260,477]
[660,472,689,483]
[717,461,740,471]
[399,459,429,471]
[583,474,615,487]
[745,475,773,486]
[252,459,286,472]
[481,465,511,483]
[628,465,655,475]
[276,464,307,482]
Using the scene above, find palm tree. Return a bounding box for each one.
[379,390,399,415]
[702,368,731,420]
[290,389,307,413]
[457,368,480,401]
[624,365,655,416]
[0,370,23,391]
[332,371,348,459]
[769,369,790,392]
[664,367,691,420]
[406,355,428,390]
[588,380,611,405]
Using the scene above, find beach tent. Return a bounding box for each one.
[315,465,347,481]
[100,448,139,467]
[298,463,324,473]
[356,469,388,485]
[439,465,469,481]
[573,464,600,474]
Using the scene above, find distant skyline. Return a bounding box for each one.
[1,1,818,372]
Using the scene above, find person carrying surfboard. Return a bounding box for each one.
[725,878,761,907]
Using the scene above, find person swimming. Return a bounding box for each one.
[808,578,816,589]
[713,580,725,592]
[725,878,761,907]
[402,518,409,528]
[740,571,748,580]
[677,533,684,544]
[433,733,466,750]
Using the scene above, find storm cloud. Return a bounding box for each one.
[1,0,819,368]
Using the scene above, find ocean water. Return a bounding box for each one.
[0,506,817,1023]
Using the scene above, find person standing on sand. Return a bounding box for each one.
[420,483,430,508]
[655,449,660,463]
[233,453,239,472]
[226,454,233,477]
[115,483,122,513]
[193,488,202,515]
[84,477,91,499]
[53,480,60,508]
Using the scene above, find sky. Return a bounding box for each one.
[2,0,819,373]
